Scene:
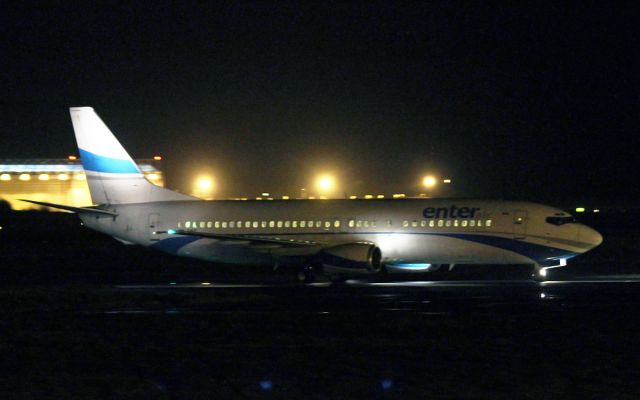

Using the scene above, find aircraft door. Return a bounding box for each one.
[512,210,527,238]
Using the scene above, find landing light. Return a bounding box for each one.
[422,175,437,188]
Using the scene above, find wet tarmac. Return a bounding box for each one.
[3,278,640,399]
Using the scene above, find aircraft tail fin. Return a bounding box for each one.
[69,107,196,204]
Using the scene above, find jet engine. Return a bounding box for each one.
[319,243,382,275]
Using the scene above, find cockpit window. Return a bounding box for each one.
[546,216,576,226]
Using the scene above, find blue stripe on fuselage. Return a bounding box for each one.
[430,233,578,262]
[79,148,139,174]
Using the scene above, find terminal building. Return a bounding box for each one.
[0,157,164,211]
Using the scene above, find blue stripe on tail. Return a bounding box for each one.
[79,148,139,174]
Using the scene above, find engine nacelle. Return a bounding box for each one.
[320,243,382,275]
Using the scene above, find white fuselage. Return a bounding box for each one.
[80,198,602,272]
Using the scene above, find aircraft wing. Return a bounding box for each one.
[19,199,118,216]
[156,229,320,248]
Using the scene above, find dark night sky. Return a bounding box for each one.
[1,2,638,205]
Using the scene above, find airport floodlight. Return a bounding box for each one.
[153,155,162,161]
[315,174,335,194]
[575,207,585,213]
[67,155,77,161]
[193,175,215,199]
[422,175,437,188]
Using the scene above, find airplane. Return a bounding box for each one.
[22,107,603,281]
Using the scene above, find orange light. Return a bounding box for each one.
[153,155,162,161]
[68,155,77,161]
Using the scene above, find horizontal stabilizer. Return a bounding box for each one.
[19,199,118,216]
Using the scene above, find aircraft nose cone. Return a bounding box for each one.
[579,225,603,249]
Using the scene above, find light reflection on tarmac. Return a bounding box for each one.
[104,276,640,316]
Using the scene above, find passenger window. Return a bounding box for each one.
[324,221,331,228]
[348,219,355,228]
[178,222,182,228]
[292,221,298,228]
[486,220,492,227]
[221,222,228,228]
[477,220,483,227]
[334,220,340,228]
[252,221,258,228]
[300,221,306,228]
[470,220,476,227]
[269,221,275,228]
[364,220,370,228]
[316,221,322,228]
[245,221,251,228]
[285,221,291,228]
[411,221,418,228]
[261,221,267,228]
[357,220,363,228]
[461,220,468,227]
[237,221,243,228]
[185,221,191,228]
[445,220,451,227]
[215,221,220,228]
[371,220,377,228]
[437,220,444,227]
[229,221,235,228]
[402,221,409,228]
[277,221,283,228]
[386,220,392,227]
[200,221,205,228]
[454,220,459,227]
[429,220,435,228]
[420,221,427,227]
[308,220,314,228]
[206,221,212,228]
